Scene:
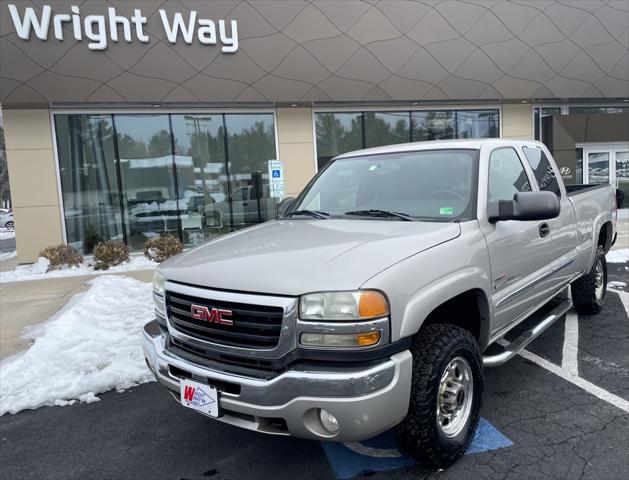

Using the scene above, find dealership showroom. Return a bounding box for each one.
[1,1,629,480]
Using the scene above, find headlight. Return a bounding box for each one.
[299,290,389,321]
[152,270,165,296]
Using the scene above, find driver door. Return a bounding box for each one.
[480,147,554,337]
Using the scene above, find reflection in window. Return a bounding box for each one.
[115,115,177,251]
[225,114,278,230]
[171,115,227,247]
[54,114,123,254]
[456,110,499,139]
[315,112,363,169]
[316,109,499,169]
[488,148,531,202]
[569,106,629,115]
[364,112,409,148]
[412,111,455,141]
[522,146,561,196]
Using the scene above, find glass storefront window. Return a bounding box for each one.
[456,110,499,139]
[225,114,278,230]
[315,112,363,169]
[412,111,455,141]
[54,114,124,254]
[364,112,410,148]
[569,106,629,115]
[171,115,227,247]
[55,112,278,253]
[115,115,178,251]
[315,109,499,169]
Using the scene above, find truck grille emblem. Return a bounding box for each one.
[190,305,234,326]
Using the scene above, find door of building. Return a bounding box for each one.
[584,145,629,207]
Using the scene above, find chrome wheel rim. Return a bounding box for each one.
[594,258,605,302]
[437,356,474,437]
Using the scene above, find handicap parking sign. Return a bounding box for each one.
[272,169,281,178]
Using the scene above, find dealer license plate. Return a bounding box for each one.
[180,379,219,417]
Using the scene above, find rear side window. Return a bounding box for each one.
[522,146,561,197]
[488,148,531,202]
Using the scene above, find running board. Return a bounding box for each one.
[483,298,573,368]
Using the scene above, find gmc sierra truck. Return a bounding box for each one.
[143,139,617,468]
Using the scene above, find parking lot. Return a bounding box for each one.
[1,260,627,480]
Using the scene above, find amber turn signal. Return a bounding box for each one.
[358,291,389,319]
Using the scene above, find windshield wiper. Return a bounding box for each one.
[344,209,414,221]
[285,209,330,219]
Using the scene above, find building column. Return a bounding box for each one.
[276,107,316,197]
[502,103,533,140]
[4,109,64,263]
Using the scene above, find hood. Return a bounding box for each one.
[160,219,460,296]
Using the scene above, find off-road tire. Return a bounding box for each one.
[396,324,483,468]
[571,246,607,315]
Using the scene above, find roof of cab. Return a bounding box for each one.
[335,138,546,160]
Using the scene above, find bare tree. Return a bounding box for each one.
[0,125,10,209]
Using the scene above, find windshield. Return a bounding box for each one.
[292,149,478,221]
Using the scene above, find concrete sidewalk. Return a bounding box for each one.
[0,270,154,360]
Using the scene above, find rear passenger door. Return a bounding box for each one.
[521,145,578,289]
[480,147,554,336]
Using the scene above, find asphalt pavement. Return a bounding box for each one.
[0,235,15,254]
[1,264,628,480]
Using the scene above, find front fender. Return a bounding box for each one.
[398,267,492,347]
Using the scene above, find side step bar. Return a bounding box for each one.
[483,298,573,368]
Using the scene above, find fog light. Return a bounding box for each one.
[319,409,339,434]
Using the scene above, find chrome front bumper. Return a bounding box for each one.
[143,321,412,441]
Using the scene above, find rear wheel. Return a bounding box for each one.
[5,221,14,231]
[571,246,607,315]
[396,324,483,468]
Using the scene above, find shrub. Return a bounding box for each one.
[143,235,183,263]
[39,244,83,270]
[93,240,129,270]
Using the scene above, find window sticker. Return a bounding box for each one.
[439,207,454,215]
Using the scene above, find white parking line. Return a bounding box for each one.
[608,288,629,317]
[561,311,579,376]
[518,347,629,414]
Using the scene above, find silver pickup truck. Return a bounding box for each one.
[143,139,617,468]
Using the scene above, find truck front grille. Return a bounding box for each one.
[166,291,284,349]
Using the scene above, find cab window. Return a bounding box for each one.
[522,146,561,197]
[488,148,531,202]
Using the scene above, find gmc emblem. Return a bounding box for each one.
[190,305,234,326]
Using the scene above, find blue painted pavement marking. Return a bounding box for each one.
[321,417,513,479]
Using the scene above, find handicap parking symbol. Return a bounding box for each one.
[272,169,281,178]
[320,417,513,479]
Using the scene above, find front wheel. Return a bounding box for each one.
[396,324,483,468]
[4,221,14,231]
[571,246,607,315]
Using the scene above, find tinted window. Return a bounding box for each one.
[488,148,531,202]
[522,146,561,196]
[295,149,477,221]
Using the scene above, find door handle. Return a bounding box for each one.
[539,222,550,238]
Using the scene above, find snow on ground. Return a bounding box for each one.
[0,250,17,261]
[0,229,15,239]
[0,275,155,415]
[607,248,628,264]
[608,281,627,289]
[0,255,157,283]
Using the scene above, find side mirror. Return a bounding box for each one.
[488,191,560,223]
[276,197,296,218]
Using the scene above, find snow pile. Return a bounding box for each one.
[0,275,155,415]
[0,229,15,239]
[607,248,628,264]
[0,255,157,283]
[608,280,627,289]
[0,250,17,261]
